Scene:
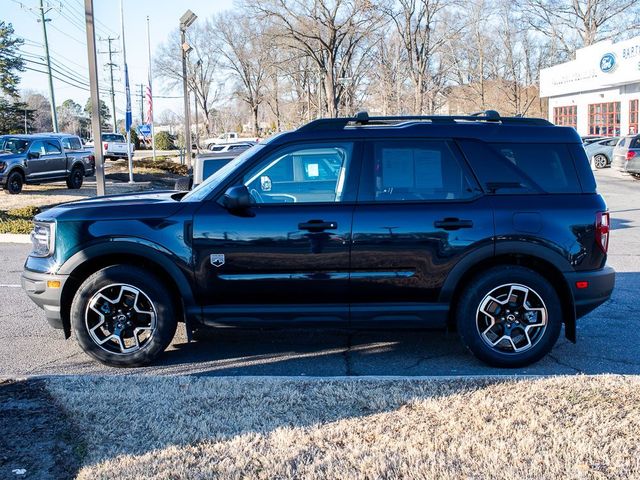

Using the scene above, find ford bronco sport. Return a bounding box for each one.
[22,111,615,368]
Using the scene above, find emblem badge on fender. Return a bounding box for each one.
[210,254,225,267]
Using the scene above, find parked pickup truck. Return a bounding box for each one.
[0,134,95,194]
[86,133,134,160]
[202,132,259,149]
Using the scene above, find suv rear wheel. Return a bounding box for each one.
[456,266,562,368]
[70,265,177,367]
[593,154,608,169]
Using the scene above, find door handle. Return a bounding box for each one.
[298,220,338,231]
[434,218,473,230]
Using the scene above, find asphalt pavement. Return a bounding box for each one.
[0,167,638,377]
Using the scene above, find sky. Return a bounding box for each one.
[5,0,234,123]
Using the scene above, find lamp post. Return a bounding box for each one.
[194,59,202,152]
[180,9,197,167]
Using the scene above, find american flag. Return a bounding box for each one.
[144,82,153,125]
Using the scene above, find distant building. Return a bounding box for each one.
[540,35,640,136]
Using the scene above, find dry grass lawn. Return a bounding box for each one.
[43,375,640,479]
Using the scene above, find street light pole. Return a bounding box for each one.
[180,10,197,167]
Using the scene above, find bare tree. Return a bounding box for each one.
[524,0,640,57]
[251,0,384,118]
[213,12,269,135]
[155,23,221,134]
[384,0,462,114]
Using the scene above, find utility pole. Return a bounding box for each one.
[84,0,106,196]
[99,36,119,132]
[180,10,197,167]
[38,0,58,132]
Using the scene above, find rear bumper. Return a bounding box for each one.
[21,269,68,330]
[564,266,615,318]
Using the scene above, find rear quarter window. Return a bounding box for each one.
[490,143,581,193]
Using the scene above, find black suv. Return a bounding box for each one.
[21,111,615,368]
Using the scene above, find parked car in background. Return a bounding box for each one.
[612,135,640,170]
[581,135,608,146]
[584,137,618,169]
[0,134,95,194]
[208,141,257,153]
[174,144,256,191]
[22,111,614,368]
[203,132,259,149]
[85,133,134,160]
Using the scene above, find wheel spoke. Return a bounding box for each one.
[85,283,157,356]
[476,283,548,355]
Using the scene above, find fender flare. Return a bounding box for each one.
[59,239,196,306]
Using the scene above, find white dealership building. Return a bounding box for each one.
[540,35,640,137]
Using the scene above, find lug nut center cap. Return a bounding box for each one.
[506,314,516,322]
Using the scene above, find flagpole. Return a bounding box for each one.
[120,0,134,183]
[146,15,156,162]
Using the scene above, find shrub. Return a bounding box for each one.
[155,131,175,150]
[0,206,41,234]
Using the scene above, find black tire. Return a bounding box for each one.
[174,176,193,191]
[594,154,608,169]
[70,265,178,367]
[456,266,562,368]
[5,170,24,194]
[66,165,84,189]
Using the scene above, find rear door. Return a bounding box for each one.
[43,139,67,177]
[349,139,494,326]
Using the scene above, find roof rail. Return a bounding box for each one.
[297,110,552,132]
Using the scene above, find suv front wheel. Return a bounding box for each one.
[456,266,562,368]
[70,265,177,367]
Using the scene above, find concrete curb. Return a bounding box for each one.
[0,233,30,244]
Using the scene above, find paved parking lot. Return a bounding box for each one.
[0,167,638,377]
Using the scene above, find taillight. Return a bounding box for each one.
[595,211,610,253]
[626,150,636,161]
[88,154,95,166]
[103,143,108,151]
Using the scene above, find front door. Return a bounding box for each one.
[192,141,360,325]
[349,139,494,326]
[24,140,48,180]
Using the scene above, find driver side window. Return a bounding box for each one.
[242,143,353,204]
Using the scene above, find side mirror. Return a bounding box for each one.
[222,185,251,210]
[27,151,40,160]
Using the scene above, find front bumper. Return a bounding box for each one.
[21,269,68,330]
[564,266,615,318]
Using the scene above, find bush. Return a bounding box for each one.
[133,158,188,176]
[154,131,175,150]
[0,206,41,234]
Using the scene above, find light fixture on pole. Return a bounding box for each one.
[180,9,197,167]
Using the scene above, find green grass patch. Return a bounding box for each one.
[0,205,40,234]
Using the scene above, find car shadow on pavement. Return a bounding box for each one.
[145,271,640,377]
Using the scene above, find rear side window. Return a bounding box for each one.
[490,143,581,193]
[202,158,232,181]
[359,140,477,202]
[631,137,640,148]
[45,141,62,154]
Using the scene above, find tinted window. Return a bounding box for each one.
[243,143,352,204]
[44,140,62,154]
[361,140,476,202]
[631,137,640,148]
[202,158,233,181]
[102,134,125,142]
[67,137,82,150]
[2,138,29,154]
[29,140,46,156]
[491,143,581,193]
[61,137,72,150]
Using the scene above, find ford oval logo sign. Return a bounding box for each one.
[600,53,616,73]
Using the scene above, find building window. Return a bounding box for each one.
[588,102,621,136]
[553,106,577,128]
[630,100,639,135]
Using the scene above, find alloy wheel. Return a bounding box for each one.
[85,283,157,355]
[594,155,607,169]
[476,283,548,354]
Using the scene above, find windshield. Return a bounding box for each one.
[182,144,264,202]
[1,138,29,154]
[102,134,125,142]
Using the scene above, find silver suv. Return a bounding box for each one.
[612,135,640,172]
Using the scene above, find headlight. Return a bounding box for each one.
[30,221,56,257]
